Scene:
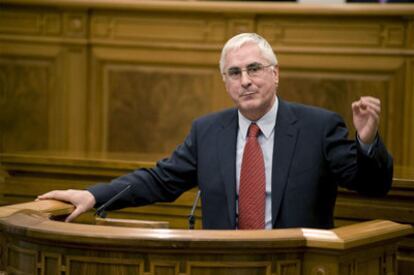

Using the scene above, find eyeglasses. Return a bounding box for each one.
[223,62,273,80]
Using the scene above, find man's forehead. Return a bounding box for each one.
[225,44,266,67]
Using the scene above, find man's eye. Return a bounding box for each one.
[247,64,262,73]
[228,69,241,76]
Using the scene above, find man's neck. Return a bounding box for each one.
[240,96,276,122]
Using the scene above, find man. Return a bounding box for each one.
[38,33,393,229]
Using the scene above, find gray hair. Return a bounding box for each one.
[219,33,278,74]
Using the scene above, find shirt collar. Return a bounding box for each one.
[238,97,278,139]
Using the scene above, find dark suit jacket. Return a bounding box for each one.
[89,98,393,229]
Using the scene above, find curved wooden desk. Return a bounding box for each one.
[0,201,412,275]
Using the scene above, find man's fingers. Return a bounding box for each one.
[352,101,361,113]
[353,97,381,115]
[37,190,68,201]
[65,207,84,222]
[366,107,380,123]
[361,98,380,112]
[360,96,380,105]
[359,97,380,110]
[37,190,59,199]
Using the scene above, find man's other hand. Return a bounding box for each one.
[352,96,380,144]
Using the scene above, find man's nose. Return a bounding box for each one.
[240,70,251,88]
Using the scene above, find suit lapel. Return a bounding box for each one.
[217,109,238,228]
[272,99,298,227]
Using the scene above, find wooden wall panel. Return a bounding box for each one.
[0,50,53,153]
[0,43,88,153]
[0,8,61,36]
[88,45,224,152]
[91,12,227,44]
[105,65,214,153]
[258,17,406,48]
[0,6,89,153]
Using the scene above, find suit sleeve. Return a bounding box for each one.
[87,123,199,210]
[323,113,393,196]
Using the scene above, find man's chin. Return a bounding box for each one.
[239,98,260,108]
[239,103,261,115]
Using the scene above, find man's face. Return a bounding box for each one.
[223,43,278,121]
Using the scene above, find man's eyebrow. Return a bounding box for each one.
[228,62,261,69]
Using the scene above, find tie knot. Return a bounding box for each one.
[247,123,261,138]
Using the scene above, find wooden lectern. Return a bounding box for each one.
[0,200,412,275]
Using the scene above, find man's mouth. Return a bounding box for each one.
[240,91,256,97]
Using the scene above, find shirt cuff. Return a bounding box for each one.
[357,134,377,156]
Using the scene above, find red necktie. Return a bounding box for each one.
[238,123,265,229]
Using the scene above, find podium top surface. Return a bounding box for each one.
[0,200,412,250]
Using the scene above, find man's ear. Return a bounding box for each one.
[273,66,279,83]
